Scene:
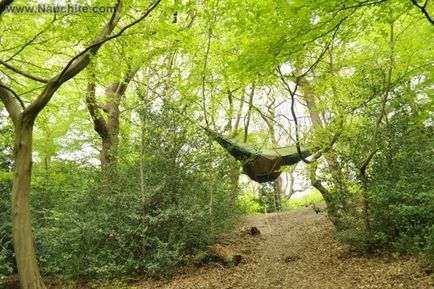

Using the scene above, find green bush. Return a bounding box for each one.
[237,190,262,215]
[367,113,434,255]
[335,109,434,260]
[30,109,239,282]
[0,120,14,278]
[0,186,13,278]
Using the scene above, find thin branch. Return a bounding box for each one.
[301,10,353,48]
[359,12,396,180]
[335,0,389,12]
[0,0,13,17]
[0,69,26,88]
[0,59,49,83]
[0,36,57,54]
[23,0,161,120]
[359,149,379,177]
[243,84,255,143]
[22,0,123,119]
[5,31,45,62]
[410,0,434,25]
[115,67,140,97]
[289,79,313,163]
[229,91,292,138]
[0,82,21,125]
[0,83,24,109]
[19,85,45,97]
[55,0,162,84]
[299,15,349,79]
[201,27,212,128]
[277,12,349,164]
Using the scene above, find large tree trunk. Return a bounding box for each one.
[11,118,46,289]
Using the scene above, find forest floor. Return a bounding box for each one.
[2,206,433,289]
[131,205,433,289]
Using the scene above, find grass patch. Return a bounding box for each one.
[283,190,323,210]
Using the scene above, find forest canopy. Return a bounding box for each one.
[0,0,433,288]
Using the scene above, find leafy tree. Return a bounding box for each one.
[0,1,162,288]
[0,0,433,286]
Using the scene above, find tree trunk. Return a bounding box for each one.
[286,166,296,199]
[273,179,283,212]
[265,97,283,211]
[101,84,122,166]
[299,77,349,227]
[101,136,114,166]
[86,69,138,169]
[11,118,46,289]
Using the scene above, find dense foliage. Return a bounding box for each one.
[0,0,433,286]
[0,119,13,277]
[1,106,240,281]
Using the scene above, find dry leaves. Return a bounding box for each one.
[126,207,433,289]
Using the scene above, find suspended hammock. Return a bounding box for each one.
[205,128,310,183]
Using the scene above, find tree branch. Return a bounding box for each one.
[243,84,255,143]
[299,14,349,79]
[336,0,389,12]
[85,78,109,140]
[0,82,25,109]
[22,0,124,119]
[0,82,21,126]
[359,13,395,181]
[229,91,293,138]
[277,12,350,164]
[0,59,49,83]
[55,0,162,85]
[52,1,123,86]
[22,0,161,120]
[0,0,13,17]
[359,149,379,177]
[5,31,45,62]
[410,0,434,25]
[114,67,140,97]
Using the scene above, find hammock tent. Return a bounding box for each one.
[205,128,310,183]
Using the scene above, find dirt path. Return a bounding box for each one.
[134,207,433,289]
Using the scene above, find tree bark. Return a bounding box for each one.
[286,166,296,199]
[11,117,47,289]
[86,69,138,167]
[243,85,255,143]
[298,77,349,227]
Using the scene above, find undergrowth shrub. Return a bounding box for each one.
[0,121,14,278]
[334,111,434,264]
[30,108,239,282]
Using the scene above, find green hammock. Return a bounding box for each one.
[205,128,310,183]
